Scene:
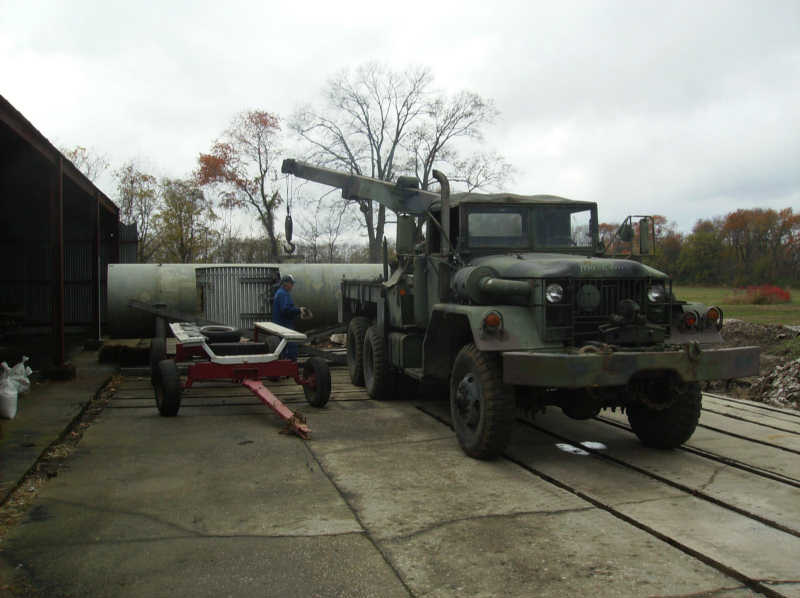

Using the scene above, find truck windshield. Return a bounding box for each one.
[533,206,594,248]
[467,206,529,248]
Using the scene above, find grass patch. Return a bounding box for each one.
[673,285,800,326]
[775,336,800,360]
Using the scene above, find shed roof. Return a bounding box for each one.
[0,93,118,215]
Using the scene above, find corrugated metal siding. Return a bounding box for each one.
[65,243,92,281]
[119,222,138,264]
[25,283,50,322]
[196,266,279,330]
[0,242,50,323]
[64,242,93,324]
[65,283,92,323]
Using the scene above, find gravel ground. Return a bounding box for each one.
[717,319,800,409]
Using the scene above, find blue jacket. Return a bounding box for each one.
[272,286,300,328]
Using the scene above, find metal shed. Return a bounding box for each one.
[0,93,127,375]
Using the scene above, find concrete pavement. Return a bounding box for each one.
[3,370,780,597]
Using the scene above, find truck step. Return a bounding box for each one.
[404,368,424,381]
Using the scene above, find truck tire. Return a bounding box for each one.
[154,359,182,417]
[303,357,332,407]
[200,325,241,343]
[346,317,370,386]
[363,326,393,399]
[149,337,166,386]
[627,382,701,449]
[450,344,515,459]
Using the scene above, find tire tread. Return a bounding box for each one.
[627,382,701,449]
[347,317,370,386]
[450,344,515,459]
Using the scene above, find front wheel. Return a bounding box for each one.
[303,357,332,408]
[627,381,701,448]
[450,344,515,459]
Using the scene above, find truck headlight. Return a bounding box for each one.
[647,284,666,303]
[546,283,564,304]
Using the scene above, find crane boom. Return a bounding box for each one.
[281,159,440,215]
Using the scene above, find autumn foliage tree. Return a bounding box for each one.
[153,178,218,263]
[59,145,110,182]
[599,209,799,286]
[196,111,283,260]
[115,160,160,262]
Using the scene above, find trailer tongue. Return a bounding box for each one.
[151,321,331,439]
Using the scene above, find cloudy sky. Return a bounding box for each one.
[2,0,798,232]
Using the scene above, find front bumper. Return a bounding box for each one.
[502,345,760,388]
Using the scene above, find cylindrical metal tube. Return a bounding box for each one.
[107,263,383,337]
[479,277,531,298]
[451,266,497,304]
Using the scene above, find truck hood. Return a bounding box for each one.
[467,253,668,280]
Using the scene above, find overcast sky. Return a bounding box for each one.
[2,0,798,233]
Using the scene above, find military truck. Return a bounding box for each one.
[281,159,760,459]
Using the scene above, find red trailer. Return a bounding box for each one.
[150,322,331,438]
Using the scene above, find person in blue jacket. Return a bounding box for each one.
[272,274,303,361]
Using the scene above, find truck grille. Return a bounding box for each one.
[545,278,671,343]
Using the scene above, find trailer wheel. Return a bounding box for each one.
[154,359,182,417]
[450,344,514,460]
[363,326,394,399]
[200,325,241,343]
[346,317,370,386]
[627,381,701,449]
[149,337,166,386]
[303,357,331,408]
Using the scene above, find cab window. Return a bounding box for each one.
[466,206,529,248]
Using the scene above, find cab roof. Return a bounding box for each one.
[432,192,596,209]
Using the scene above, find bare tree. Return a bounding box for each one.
[297,211,323,263]
[405,92,499,190]
[60,145,110,182]
[114,160,160,262]
[449,151,514,192]
[321,199,357,262]
[292,63,511,261]
[292,63,431,261]
[297,193,358,262]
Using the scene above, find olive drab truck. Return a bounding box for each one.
[281,158,760,460]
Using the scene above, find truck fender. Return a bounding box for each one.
[422,310,473,380]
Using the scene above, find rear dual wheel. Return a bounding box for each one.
[363,326,396,400]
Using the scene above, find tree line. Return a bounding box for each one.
[66,62,512,264]
[601,210,800,286]
[62,61,798,285]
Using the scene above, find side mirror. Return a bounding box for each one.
[639,217,654,255]
[616,221,634,243]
